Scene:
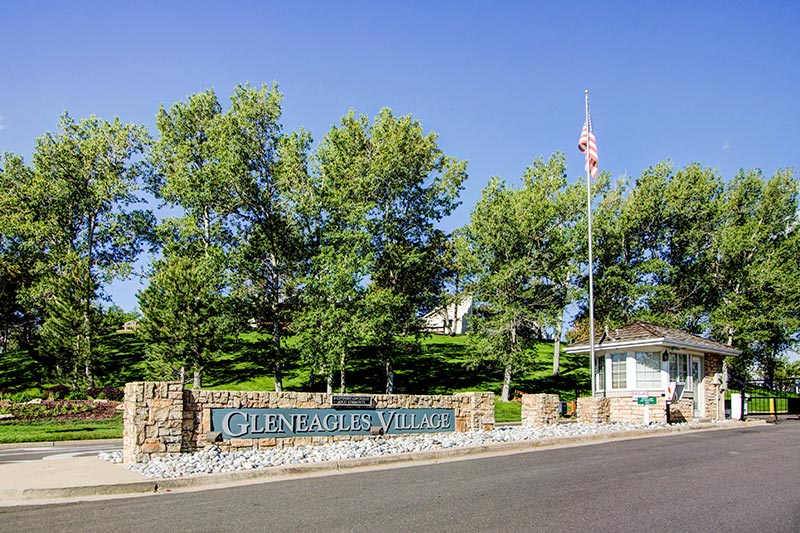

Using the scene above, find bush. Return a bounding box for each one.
[66,390,88,401]
[85,386,124,402]
[10,388,43,403]
[47,385,71,400]
[4,400,101,420]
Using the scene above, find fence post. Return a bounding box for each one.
[740,387,746,421]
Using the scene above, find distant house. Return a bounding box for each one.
[117,321,138,333]
[422,295,473,335]
[565,321,740,422]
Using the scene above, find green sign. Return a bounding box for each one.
[637,396,657,405]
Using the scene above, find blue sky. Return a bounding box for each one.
[2,1,799,312]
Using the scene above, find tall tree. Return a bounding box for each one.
[364,109,467,392]
[137,255,230,386]
[584,171,637,328]
[626,163,724,332]
[436,229,472,336]
[522,154,584,375]
[465,154,578,401]
[0,154,41,354]
[147,89,234,387]
[221,83,310,391]
[295,111,373,393]
[296,109,466,394]
[711,168,800,383]
[0,114,150,386]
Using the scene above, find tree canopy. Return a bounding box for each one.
[0,84,797,395]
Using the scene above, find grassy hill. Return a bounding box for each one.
[0,333,589,401]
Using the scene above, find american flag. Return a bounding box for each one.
[578,103,598,178]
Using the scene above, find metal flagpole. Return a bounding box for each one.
[584,89,597,397]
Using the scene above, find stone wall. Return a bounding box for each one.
[576,395,701,424]
[520,394,560,425]
[124,382,494,464]
[576,397,610,423]
[703,354,725,421]
[608,397,667,424]
[123,382,185,464]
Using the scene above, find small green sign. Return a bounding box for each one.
[637,396,657,405]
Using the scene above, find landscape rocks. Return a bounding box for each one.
[101,421,699,479]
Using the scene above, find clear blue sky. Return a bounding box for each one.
[2,1,799,312]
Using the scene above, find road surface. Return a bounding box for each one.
[0,441,121,465]
[2,425,799,532]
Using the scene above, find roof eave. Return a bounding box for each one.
[564,337,741,356]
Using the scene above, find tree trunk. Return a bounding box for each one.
[501,363,513,402]
[83,213,96,389]
[85,359,94,388]
[553,310,563,376]
[193,369,202,389]
[340,350,347,393]
[385,357,395,394]
[270,261,284,392]
[503,321,517,401]
[326,371,333,395]
[273,360,283,392]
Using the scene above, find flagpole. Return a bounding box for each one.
[584,89,597,397]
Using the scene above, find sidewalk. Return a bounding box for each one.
[0,420,764,507]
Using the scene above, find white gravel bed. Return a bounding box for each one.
[99,421,706,479]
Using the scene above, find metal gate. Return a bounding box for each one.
[742,378,800,417]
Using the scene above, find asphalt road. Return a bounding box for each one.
[2,424,800,532]
[0,441,121,464]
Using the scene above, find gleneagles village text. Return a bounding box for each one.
[212,407,456,439]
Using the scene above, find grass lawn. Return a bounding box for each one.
[1,333,590,439]
[494,399,522,423]
[0,417,122,444]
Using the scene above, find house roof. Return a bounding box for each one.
[564,321,741,356]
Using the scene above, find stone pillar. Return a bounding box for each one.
[704,354,725,421]
[123,381,185,464]
[577,396,610,423]
[520,394,560,425]
[454,392,495,431]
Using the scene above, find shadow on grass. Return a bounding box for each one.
[338,340,505,395]
[0,350,40,391]
[50,427,99,433]
[204,335,307,390]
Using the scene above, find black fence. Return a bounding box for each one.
[738,378,800,417]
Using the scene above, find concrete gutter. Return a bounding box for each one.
[0,438,122,450]
[0,420,766,506]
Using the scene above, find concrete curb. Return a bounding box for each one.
[0,438,123,450]
[1,420,767,505]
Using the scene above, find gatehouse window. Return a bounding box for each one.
[595,354,605,391]
[611,353,626,389]
[635,351,661,388]
[669,353,688,383]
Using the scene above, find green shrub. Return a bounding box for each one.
[4,400,99,420]
[10,388,43,403]
[47,385,71,400]
[85,386,124,401]
[66,390,88,400]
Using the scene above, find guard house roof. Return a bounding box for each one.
[564,321,741,356]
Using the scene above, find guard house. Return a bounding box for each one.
[565,321,740,423]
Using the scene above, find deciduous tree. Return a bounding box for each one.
[0,114,150,386]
